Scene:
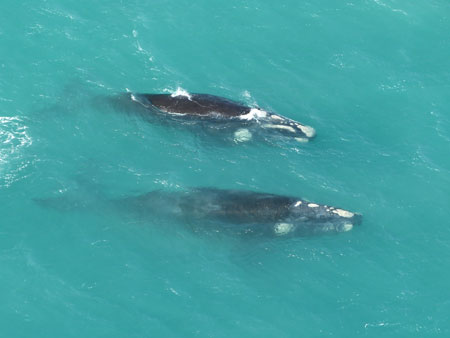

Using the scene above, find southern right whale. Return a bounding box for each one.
[109,90,316,144]
[36,187,361,238]
[115,188,362,238]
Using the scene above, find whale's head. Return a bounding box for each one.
[271,201,361,237]
[261,114,316,143]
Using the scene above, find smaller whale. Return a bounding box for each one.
[116,188,361,238]
[114,90,316,143]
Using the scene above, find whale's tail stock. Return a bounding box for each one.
[33,173,110,213]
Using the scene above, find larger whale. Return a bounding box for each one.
[113,90,316,143]
[36,187,361,238]
[116,188,361,238]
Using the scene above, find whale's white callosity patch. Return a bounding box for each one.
[171,88,192,100]
[239,108,268,120]
[294,201,302,207]
[332,209,354,218]
[270,114,284,121]
[274,223,294,235]
[262,124,296,132]
[308,203,319,208]
[297,124,316,138]
[234,128,252,143]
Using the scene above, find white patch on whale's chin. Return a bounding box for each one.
[234,128,252,143]
[295,137,309,143]
[239,108,268,120]
[171,88,192,100]
[274,223,295,236]
[341,223,353,232]
[296,124,316,138]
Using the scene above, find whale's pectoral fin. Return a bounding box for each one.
[233,128,252,143]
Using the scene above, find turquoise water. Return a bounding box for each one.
[1,0,450,336]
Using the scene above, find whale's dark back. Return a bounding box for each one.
[185,188,297,224]
[139,94,251,117]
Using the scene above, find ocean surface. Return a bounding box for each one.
[1,0,450,337]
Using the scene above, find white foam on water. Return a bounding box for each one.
[171,88,192,100]
[0,116,32,187]
[373,0,408,16]
[242,90,251,99]
[0,116,32,162]
[239,108,267,120]
[166,111,187,116]
[130,94,151,108]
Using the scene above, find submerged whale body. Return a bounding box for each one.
[35,187,361,238]
[122,92,316,143]
[117,188,361,238]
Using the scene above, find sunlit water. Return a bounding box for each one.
[1,1,450,336]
